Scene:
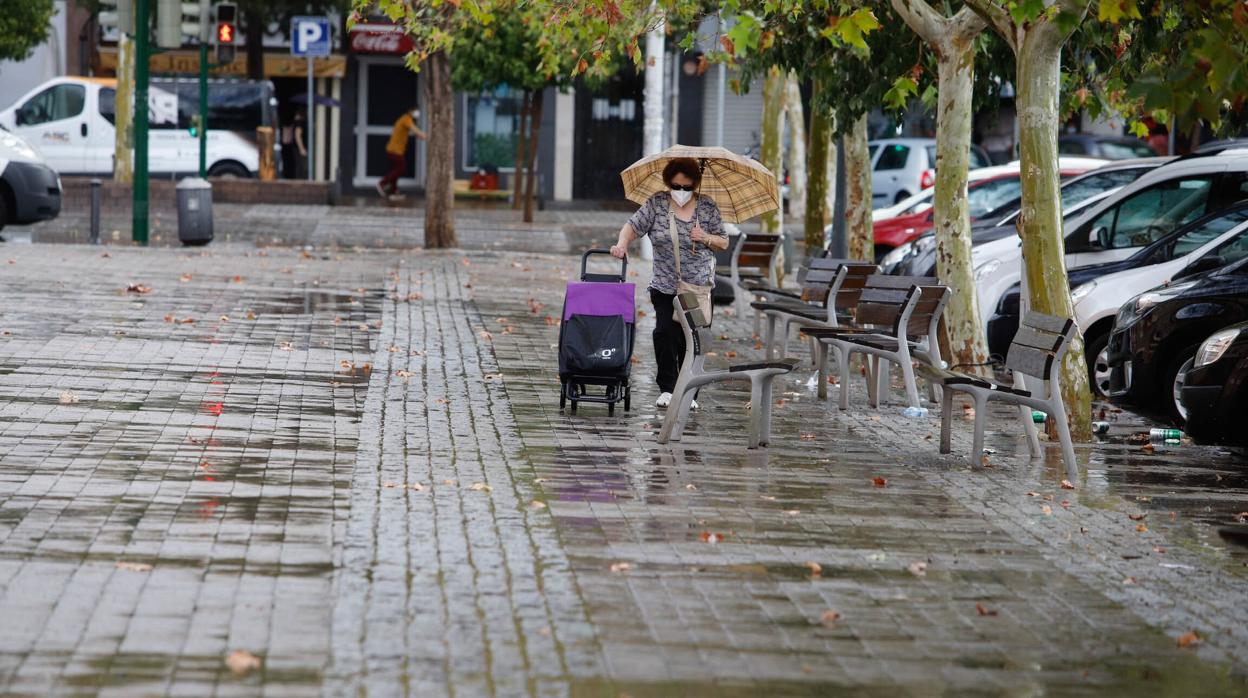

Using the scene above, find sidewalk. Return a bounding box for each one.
[0,242,1244,695]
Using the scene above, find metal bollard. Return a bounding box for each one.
[89,179,101,245]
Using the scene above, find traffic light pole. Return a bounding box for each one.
[199,43,208,178]
[133,0,150,245]
[306,57,314,181]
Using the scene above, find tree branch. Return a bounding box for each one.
[889,0,945,45]
[961,0,1016,51]
[949,5,988,45]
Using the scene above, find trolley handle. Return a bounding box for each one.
[581,248,628,281]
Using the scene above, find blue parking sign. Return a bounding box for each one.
[292,16,331,57]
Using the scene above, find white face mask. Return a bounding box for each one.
[411,110,420,119]
[670,189,693,206]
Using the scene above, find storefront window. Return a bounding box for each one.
[464,87,523,171]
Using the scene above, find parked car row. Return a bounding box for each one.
[875,144,1248,444]
[0,129,61,232]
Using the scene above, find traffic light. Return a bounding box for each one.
[214,3,237,65]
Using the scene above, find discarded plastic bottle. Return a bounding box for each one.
[1149,428,1183,441]
[1092,421,1110,434]
[901,406,929,418]
[1032,410,1047,423]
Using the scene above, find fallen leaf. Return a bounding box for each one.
[872,477,888,488]
[180,273,193,282]
[975,603,998,617]
[1137,524,1148,533]
[1176,631,1202,648]
[479,331,493,341]
[699,532,724,544]
[396,370,414,379]
[804,561,822,577]
[1026,491,1040,498]
[530,500,547,509]
[219,315,230,322]
[278,341,294,351]
[1128,513,1147,521]
[685,484,697,491]
[1060,500,1071,509]
[785,509,801,516]
[981,455,991,467]
[907,561,928,577]
[469,482,493,492]
[225,649,261,676]
[382,482,402,489]
[125,283,153,294]
[799,433,817,440]
[58,391,79,404]
[442,479,456,486]
[1153,546,1167,554]
[760,495,776,501]
[1060,479,1075,490]
[1142,443,1156,454]
[410,483,425,492]
[246,311,258,320]
[820,610,841,626]
[609,562,633,573]
[115,561,152,572]
[1123,577,1137,585]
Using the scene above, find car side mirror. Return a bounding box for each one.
[1091,225,1110,250]
[1178,255,1226,278]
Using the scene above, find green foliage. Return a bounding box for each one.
[0,0,53,62]
[473,132,516,168]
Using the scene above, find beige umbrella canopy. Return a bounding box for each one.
[620,145,780,223]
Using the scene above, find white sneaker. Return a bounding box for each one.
[375,182,388,198]
[656,392,672,408]
[690,399,699,410]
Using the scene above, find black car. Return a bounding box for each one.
[1181,320,1248,444]
[987,202,1248,363]
[1106,256,1248,419]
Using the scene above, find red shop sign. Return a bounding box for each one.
[349,24,414,55]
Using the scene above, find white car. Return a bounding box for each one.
[973,147,1248,328]
[868,138,993,208]
[0,129,60,231]
[0,76,276,177]
[1071,204,1248,393]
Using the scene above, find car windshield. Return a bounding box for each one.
[980,167,1153,222]
[1099,140,1159,159]
[1169,208,1248,258]
[966,177,1022,217]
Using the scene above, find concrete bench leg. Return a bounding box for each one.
[658,376,695,444]
[939,387,954,454]
[1051,397,1078,479]
[902,361,922,410]
[748,378,765,449]
[837,344,853,410]
[763,313,778,359]
[777,318,792,359]
[758,375,776,446]
[1018,403,1042,457]
[816,341,829,401]
[971,394,989,462]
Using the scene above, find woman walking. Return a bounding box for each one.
[611,158,729,408]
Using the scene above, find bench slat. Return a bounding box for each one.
[1011,325,1064,353]
[1022,311,1072,335]
[1006,344,1056,377]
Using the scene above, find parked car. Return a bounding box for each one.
[0,128,60,232]
[0,76,278,178]
[882,158,1166,277]
[1107,256,1248,419]
[1059,134,1160,160]
[989,202,1248,394]
[868,138,993,208]
[1181,320,1248,444]
[972,146,1248,330]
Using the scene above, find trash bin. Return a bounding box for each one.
[176,177,213,246]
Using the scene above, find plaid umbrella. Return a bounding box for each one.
[620,145,780,223]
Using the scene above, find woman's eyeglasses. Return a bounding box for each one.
[669,184,696,191]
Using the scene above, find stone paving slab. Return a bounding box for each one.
[0,242,1245,696]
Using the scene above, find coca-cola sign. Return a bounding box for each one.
[349,24,414,55]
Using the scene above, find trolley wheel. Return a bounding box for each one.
[624,386,631,411]
[570,400,578,414]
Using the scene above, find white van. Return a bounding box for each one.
[0,76,278,178]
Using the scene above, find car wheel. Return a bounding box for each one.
[0,191,8,232]
[1085,331,1111,398]
[894,191,911,205]
[208,162,250,179]
[1162,347,1198,422]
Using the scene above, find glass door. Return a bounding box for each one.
[354,57,423,190]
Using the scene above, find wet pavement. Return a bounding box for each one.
[0,242,1245,696]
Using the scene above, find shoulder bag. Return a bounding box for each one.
[669,207,713,327]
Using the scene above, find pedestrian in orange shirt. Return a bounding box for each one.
[378,103,427,200]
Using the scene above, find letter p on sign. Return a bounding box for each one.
[291,17,331,57]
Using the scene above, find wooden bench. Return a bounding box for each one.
[726,232,785,332]
[806,275,949,410]
[917,311,1078,474]
[658,292,800,449]
[749,259,877,360]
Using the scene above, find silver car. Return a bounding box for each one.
[869,137,992,208]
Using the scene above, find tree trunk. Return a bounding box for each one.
[523,88,544,223]
[422,51,456,249]
[805,100,831,250]
[845,114,873,261]
[825,130,837,226]
[759,65,786,235]
[512,90,530,210]
[1016,30,1091,438]
[113,34,133,183]
[931,50,992,376]
[244,8,264,79]
[784,71,806,223]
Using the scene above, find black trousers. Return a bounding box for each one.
[649,289,687,393]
